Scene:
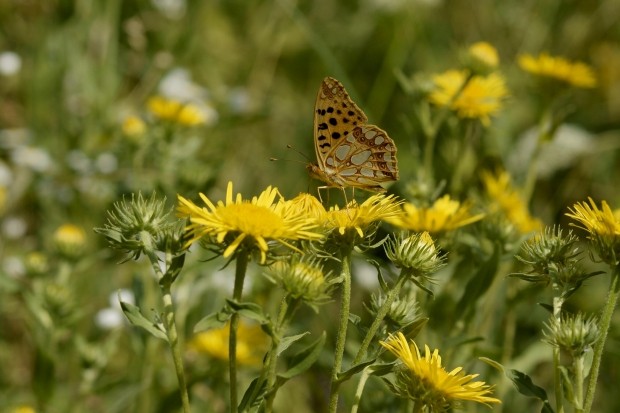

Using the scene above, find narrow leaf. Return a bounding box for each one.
[277,332,310,356]
[279,331,326,380]
[120,301,168,341]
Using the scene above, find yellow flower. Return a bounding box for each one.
[147,96,207,126]
[388,195,484,233]
[10,406,36,413]
[284,192,326,221]
[468,42,499,69]
[178,182,323,264]
[428,70,508,126]
[322,194,402,238]
[53,224,87,258]
[566,198,620,261]
[122,115,146,137]
[518,53,597,88]
[189,321,267,366]
[481,170,542,234]
[381,332,500,410]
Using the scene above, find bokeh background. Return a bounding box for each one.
[1,0,619,412]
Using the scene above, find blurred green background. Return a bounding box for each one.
[1,0,619,412]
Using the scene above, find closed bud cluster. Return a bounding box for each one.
[95,193,177,261]
[265,257,334,308]
[513,227,600,297]
[385,232,446,279]
[543,312,599,358]
[368,287,420,330]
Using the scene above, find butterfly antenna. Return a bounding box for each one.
[286,144,313,163]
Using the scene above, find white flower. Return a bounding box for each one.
[0,51,22,76]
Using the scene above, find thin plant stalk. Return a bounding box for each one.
[574,355,585,413]
[552,295,565,413]
[145,249,191,413]
[352,273,408,365]
[350,367,372,413]
[583,263,619,413]
[229,251,250,411]
[328,251,353,413]
[264,296,300,412]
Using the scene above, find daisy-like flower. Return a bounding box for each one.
[53,224,87,258]
[381,332,500,411]
[428,70,509,126]
[177,182,323,264]
[189,320,268,366]
[321,194,402,239]
[481,170,542,234]
[467,41,499,70]
[122,115,146,137]
[518,53,597,88]
[566,198,620,262]
[147,96,208,126]
[284,192,326,221]
[388,195,484,234]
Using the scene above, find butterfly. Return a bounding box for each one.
[306,77,399,193]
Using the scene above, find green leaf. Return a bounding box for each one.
[277,332,310,356]
[238,376,266,413]
[508,369,554,413]
[226,299,270,324]
[192,308,232,333]
[278,331,326,380]
[480,359,554,413]
[120,301,168,341]
[336,359,376,383]
[367,362,395,377]
[455,246,500,323]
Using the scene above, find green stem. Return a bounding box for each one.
[145,249,190,413]
[229,251,250,412]
[161,280,191,413]
[352,272,407,366]
[328,251,353,413]
[350,367,372,413]
[552,295,565,413]
[422,72,474,184]
[583,264,619,413]
[264,296,300,412]
[574,355,585,413]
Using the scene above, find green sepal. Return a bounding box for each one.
[278,331,326,380]
[120,301,168,341]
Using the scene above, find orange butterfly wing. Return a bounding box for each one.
[310,77,399,192]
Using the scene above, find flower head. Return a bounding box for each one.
[543,312,599,358]
[481,170,542,234]
[388,195,484,234]
[385,231,445,279]
[381,332,500,411]
[122,115,146,138]
[467,42,499,71]
[518,53,597,88]
[428,70,508,126]
[53,224,87,258]
[284,192,326,221]
[566,198,620,262]
[96,193,175,261]
[147,96,208,126]
[321,194,402,241]
[189,320,268,366]
[265,256,334,308]
[178,182,323,264]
